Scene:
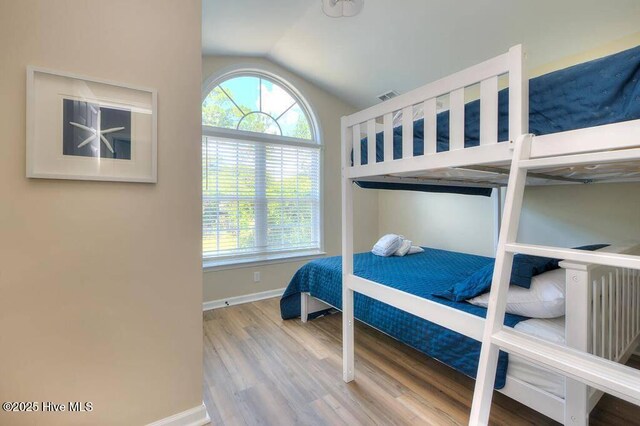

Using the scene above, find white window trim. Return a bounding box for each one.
[201,66,324,270]
[203,249,327,272]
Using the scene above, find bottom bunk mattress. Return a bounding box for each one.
[509,317,566,398]
[280,248,528,389]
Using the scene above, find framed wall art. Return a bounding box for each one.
[26,67,157,183]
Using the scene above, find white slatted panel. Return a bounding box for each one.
[631,270,638,335]
[624,269,631,348]
[633,271,640,338]
[632,271,636,338]
[621,270,625,355]
[367,119,376,165]
[480,76,498,145]
[624,270,628,344]
[402,106,413,158]
[603,276,609,359]
[616,270,621,359]
[449,88,465,151]
[352,123,361,166]
[423,99,437,154]
[626,270,631,350]
[383,113,393,161]
[588,267,640,363]
[609,272,614,360]
[598,277,609,358]
[593,279,601,356]
[631,271,635,338]
[344,50,510,128]
[628,270,632,343]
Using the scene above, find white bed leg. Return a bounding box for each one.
[565,381,589,425]
[300,293,332,324]
[301,293,309,323]
[343,286,355,382]
[564,268,591,425]
[341,116,355,383]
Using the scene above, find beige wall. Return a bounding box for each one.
[517,183,640,247]
[378,190,498,256]
[202,56,378,302]
[0,1,203,425]
[379,33,640,257]
[379,183,640,258]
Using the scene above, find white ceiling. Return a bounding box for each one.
[202,0,640,109]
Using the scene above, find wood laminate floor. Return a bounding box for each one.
[203,297,640,425]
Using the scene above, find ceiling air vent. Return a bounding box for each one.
[377,90,399,102]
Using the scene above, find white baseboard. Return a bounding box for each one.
[202,287,286,311]
[147,402,210,426]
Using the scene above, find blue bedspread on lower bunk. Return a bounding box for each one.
[280,248,528,389]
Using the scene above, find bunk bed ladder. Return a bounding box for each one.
[469,134,640,426]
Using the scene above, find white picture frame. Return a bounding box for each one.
[26,66,158,183]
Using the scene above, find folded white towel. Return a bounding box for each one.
[394,239,412,256]
[373,234,424,257]
[408,246,424,255]
[372,234,403,257]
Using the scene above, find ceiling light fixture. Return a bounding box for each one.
[322,0,363,18]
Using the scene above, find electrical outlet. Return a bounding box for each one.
[253,272,261,283]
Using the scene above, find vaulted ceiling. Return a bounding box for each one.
[202,0,640,109]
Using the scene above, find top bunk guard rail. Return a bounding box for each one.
[342,45,528,180]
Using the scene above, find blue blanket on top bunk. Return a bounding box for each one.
[357,44,640,195]
[280,248,528,389]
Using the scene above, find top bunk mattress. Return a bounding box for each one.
[356,44,640,168]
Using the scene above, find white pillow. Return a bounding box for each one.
[408,246,424,255]
[514,317,566,344]
[467,268,566,318]
[372,234,403,257]
[394,239,412,256]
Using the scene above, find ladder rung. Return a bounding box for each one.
[505,243,640,270]
[492,328,640,406]
[519,147,640,170]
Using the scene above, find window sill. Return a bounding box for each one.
[203,250,327,272]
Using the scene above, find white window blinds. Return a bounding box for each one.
[202,136,321,260]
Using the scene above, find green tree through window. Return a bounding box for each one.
[202,75,313,139]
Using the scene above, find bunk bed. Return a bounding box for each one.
[281,243,640,421]
[280,44,640,425]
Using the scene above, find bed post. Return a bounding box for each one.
[492,188,502,254]
[341,116,355,382]
[300,293,309,323]
[561,263,591,426]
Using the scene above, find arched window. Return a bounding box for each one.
[202,71,322,265]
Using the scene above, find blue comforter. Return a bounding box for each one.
[360,44,640,163]
[356,44,640,195]
[280,248,528,388]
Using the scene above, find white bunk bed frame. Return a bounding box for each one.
[333,45,640,425]
[301,243,640,423]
